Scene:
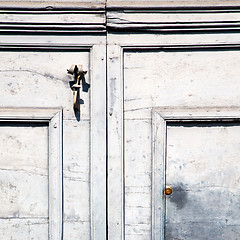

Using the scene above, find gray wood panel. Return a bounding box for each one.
[122,49,240,239]
[0,219,48,240]
[0,123,49,239]
[0,51,90,120]
[124,50,240,119]
[124,119,152,239]
[166,122,240,240]
[0,49,92,239]
[107,0,240,8]
[107,10,240,32]
[0,10,106,34]
[63,120,90,240]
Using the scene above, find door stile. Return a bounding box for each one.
[90,43,107,240]
[107,43,125,240]
[152,111,167,240]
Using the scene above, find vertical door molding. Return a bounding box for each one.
[90,43,107,240]
[152,110,166,240]
[0,108,63,240]
[107,44,125,240]
[49,109,63,240]
[152,107,240,240]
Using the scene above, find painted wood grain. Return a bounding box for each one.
[0,11,105,24]
[90,44,107,240]
[0,219,48,240]
[0,32,107,239]
[107,44,125,240]
[0,10,106,34]
[124,120,152,239]
[107,10,240,32]
[166,122,240,239]
[108,27,240,239]
[0,123,49,239]
[1,0,240,10]
[0,51,90,120]
[63,120,90,239]
[0,38,105,239]
[124,50,240,119]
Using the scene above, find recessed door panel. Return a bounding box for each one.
[0,122,49,239]
[166,121,240,239]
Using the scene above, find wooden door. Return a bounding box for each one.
[107,9,240,240]
[0,10,106,239]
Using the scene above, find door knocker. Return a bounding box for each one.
[67,64,88,111]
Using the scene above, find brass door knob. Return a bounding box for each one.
[165,186,173,195]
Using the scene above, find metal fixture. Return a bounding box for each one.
[67,64,87,110]
[165,186,173,195]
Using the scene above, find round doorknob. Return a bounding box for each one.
[165,186,173,195]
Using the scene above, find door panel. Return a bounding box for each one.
[0,50,91,239]
[124,50,240,120]
[0,51,90,119]
[0,122,49,239]
[0,36,106,239]
[124,119,152,239]
[108,34,240,239]
[166,122,240,240]
[123,49,240,239]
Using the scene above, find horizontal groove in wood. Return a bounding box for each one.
[0,1,240,11]
[107,10,240,32]
[0,2,105,10]
[1,8,240,33]
[107,1,240,10]
[0,9,106,33]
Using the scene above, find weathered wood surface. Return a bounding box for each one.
[124,119,152,239]
[166,122,240,239]
[124,50,240,119]
[0,29,107,238]
[0,10,106,33]
[0,123,49,239]
[0,1,105,9]
[108,28,240,239]
[2,0,240,10]
[107,44,124,240]
[107,10,240,32]
[107,0,240,9]
[63,120,90,239]
[124,50,240,238]
[0,51,90,120]
[1,0,240,10]
[0,48,92,239]
[0,219,48,240]
[0,5,240,240]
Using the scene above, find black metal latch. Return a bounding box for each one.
[67,64,88,111]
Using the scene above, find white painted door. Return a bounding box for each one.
[107,12,240,239]
[0,34,106,239]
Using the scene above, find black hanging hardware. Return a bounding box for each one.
[67,64,87,111]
